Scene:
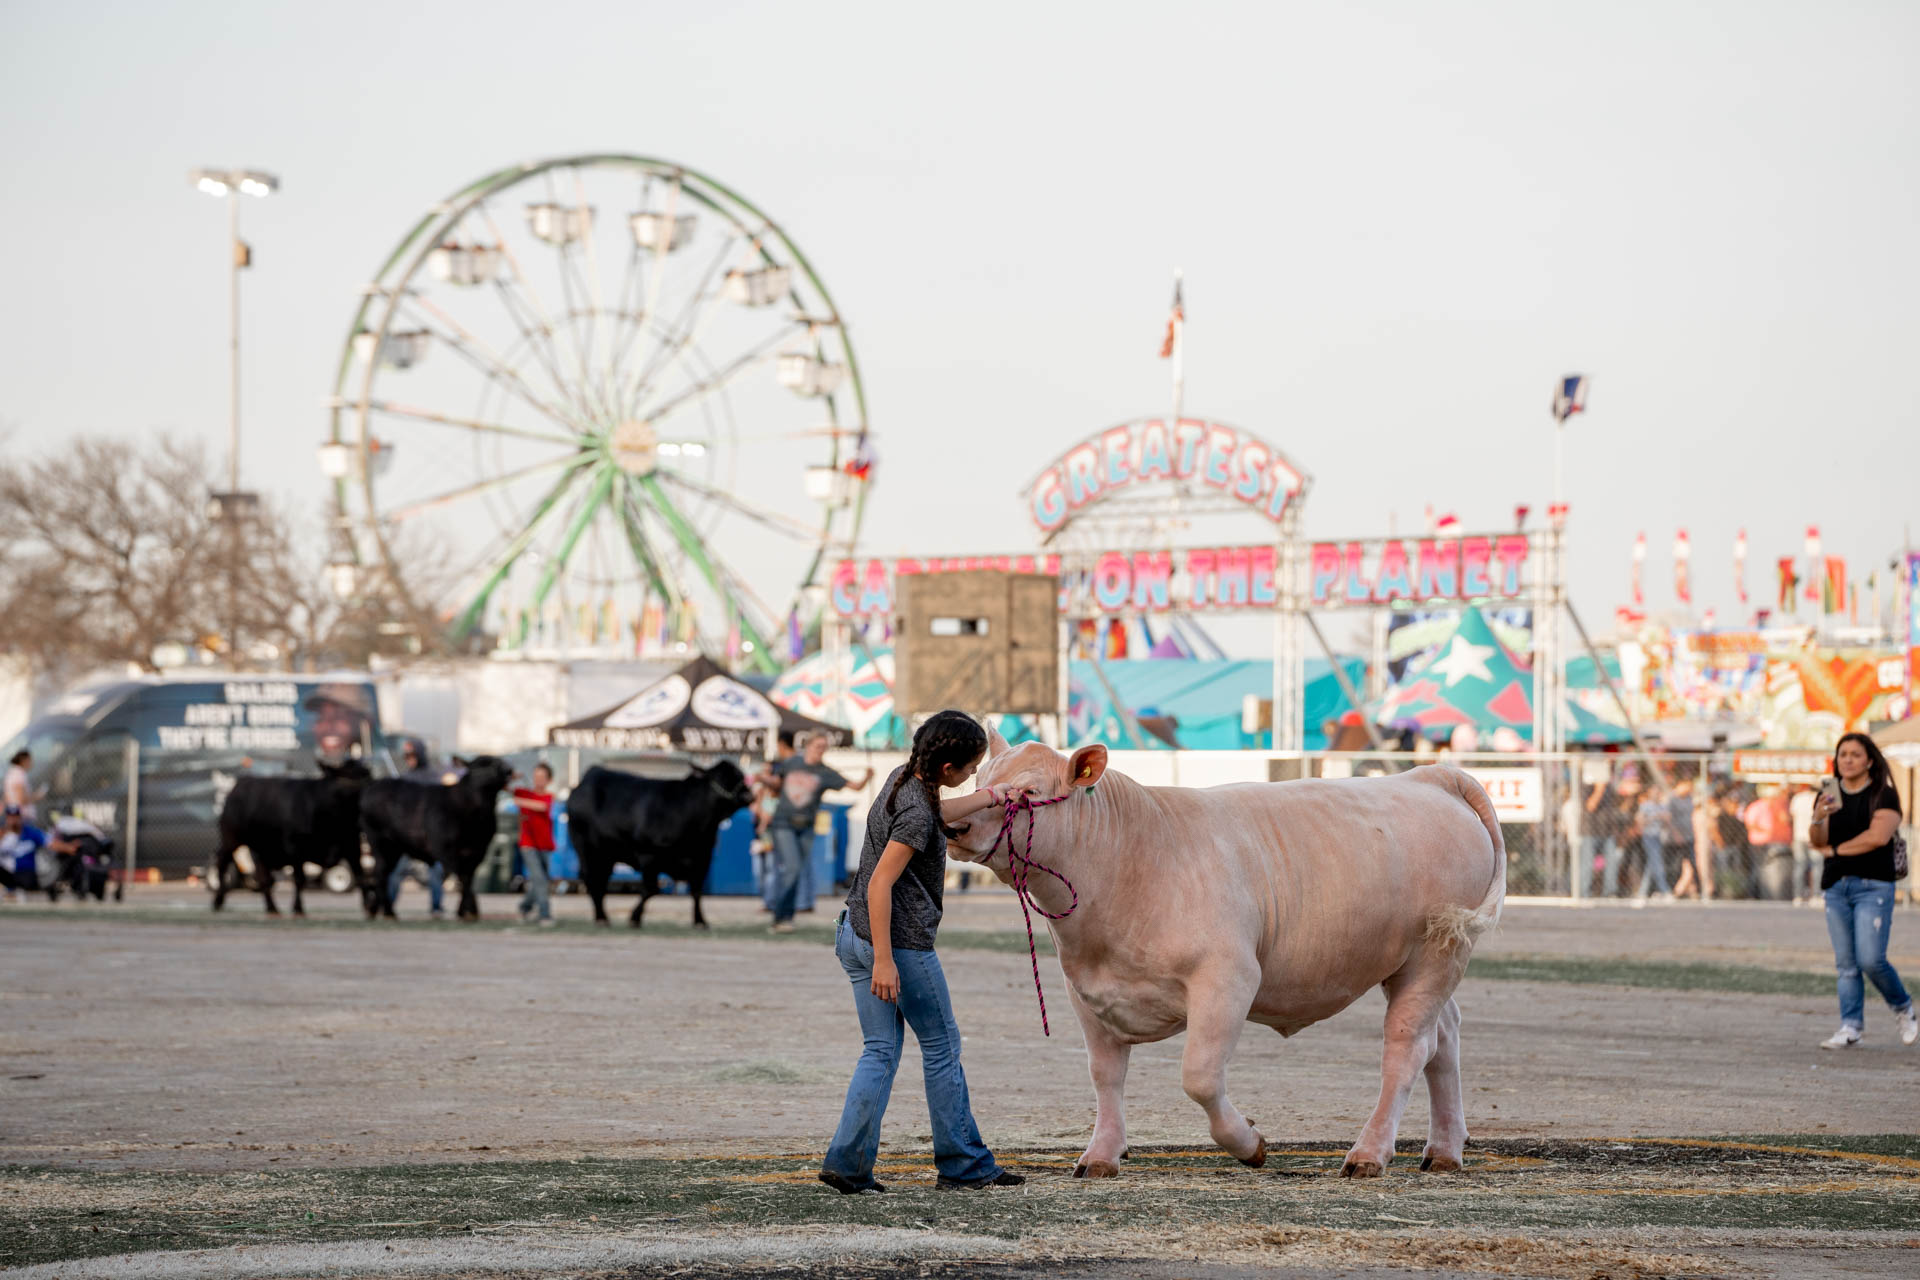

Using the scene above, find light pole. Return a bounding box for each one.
[190,167,277,665]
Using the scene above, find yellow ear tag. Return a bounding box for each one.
[1079,766,1092,778]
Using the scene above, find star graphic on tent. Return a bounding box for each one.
[1430,634,1497,687]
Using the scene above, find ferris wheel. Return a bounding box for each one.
[321,154,871,671]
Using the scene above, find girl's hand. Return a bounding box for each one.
[871,957,900,1003]
[1813,794,1841,818]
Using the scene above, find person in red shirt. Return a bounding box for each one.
[514,762,558,926]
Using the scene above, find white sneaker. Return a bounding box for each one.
[1899,1006,1918,1046]
[1820,1026,1862,1050]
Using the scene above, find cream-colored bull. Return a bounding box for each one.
[949,733,1505,1179]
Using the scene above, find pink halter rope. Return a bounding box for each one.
[984,792,1078,1035]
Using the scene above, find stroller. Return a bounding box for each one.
[45,815,119,902]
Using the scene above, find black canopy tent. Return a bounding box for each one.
[548,655,852,755]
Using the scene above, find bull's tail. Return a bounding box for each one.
[1423,766,1507,951]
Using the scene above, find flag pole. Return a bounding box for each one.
[1169,268,1185,421]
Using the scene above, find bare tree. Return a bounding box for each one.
[0,435,228,678]
[0,433,454,680]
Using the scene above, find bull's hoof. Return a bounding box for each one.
[1121,1147,1130,1160]
[1073,1160,1120,1179]
[1420,1152,1463,1173]
[1239,1133,1267,1169]
[1340,1159,1384,1179]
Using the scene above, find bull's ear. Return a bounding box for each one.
[1067,744,1107,789]
[987,724,1011,759]
[451,756,468,770]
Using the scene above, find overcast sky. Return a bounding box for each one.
[4,0,1916,647]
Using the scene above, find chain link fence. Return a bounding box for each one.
[1293,750,1814,900]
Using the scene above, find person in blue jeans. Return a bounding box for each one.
[1810,733,1917,1050]
[1634,791,1672,900]
[821,710,1024,1194]
[767,735,870,933]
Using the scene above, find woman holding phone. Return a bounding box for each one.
[1810,733,1916,1049]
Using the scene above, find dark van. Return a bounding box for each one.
[2,675,387,879]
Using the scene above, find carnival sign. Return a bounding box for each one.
[1460,766,1543,823]
[1308,535,1532,608]
[831,549,1286,618]
[1024,418,1309,534]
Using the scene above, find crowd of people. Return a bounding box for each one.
[1576,764,1854,904]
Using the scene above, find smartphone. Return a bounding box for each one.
[1818,776,1842,805]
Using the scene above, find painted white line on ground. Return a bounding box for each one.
[1,1228,1016,1280]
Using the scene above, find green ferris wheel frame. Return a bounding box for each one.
[324,153,872,673]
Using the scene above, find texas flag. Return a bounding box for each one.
[1551,374,1589,423]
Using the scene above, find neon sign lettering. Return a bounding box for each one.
[1024,418,1308,534]
[1309,535,1529,607]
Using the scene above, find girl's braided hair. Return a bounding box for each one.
[886,709,989,837]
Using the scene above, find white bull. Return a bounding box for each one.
[950,733,1505,1179]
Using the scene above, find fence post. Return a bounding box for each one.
[1567,756,1586,901]
[121,735,140,896]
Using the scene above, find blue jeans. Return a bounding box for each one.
[388,857,444,913]
[1637,835,1670,897]
[1584,835,1624,897]
[1824,876,1911,1029]
[769,825,806,924]
[763,833,816,912]
[1792,841,1818,899]
[518,846,551,921]
[822,914,1000,1188]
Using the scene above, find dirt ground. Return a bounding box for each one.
[3,888,1915,1174]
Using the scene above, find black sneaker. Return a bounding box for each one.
[818,1170,886,1195]
[936,1170,1025,1190]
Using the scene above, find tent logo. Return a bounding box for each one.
[604,675,691,729]
[691,676,779,731]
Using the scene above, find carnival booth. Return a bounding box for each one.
[1373,608,1632,748]
[769,643,1367,750]
[546,655,853,895]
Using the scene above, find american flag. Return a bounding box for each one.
[1551,374,1589,423]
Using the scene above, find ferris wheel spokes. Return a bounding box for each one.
[398,292,583,430]
[633,319,805,429]
[363,400,580,449]
[658,468,830,544]
[448,456,598,640]
[383,452,581,524]
[525,466,616,625]
[631,471,775,658]
[616,230,743,418]
[477,203,593,422]
[612,474,673,605]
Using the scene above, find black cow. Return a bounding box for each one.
[567,762,754,928]
[359,755,515,921]
[211,759,374,916]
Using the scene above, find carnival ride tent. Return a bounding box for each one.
[550,654,851,754]
[768,644,1367,751]
[1372,607,1633,746]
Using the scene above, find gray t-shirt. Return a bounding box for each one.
[847,766,947,951]
[771,758,849,832]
